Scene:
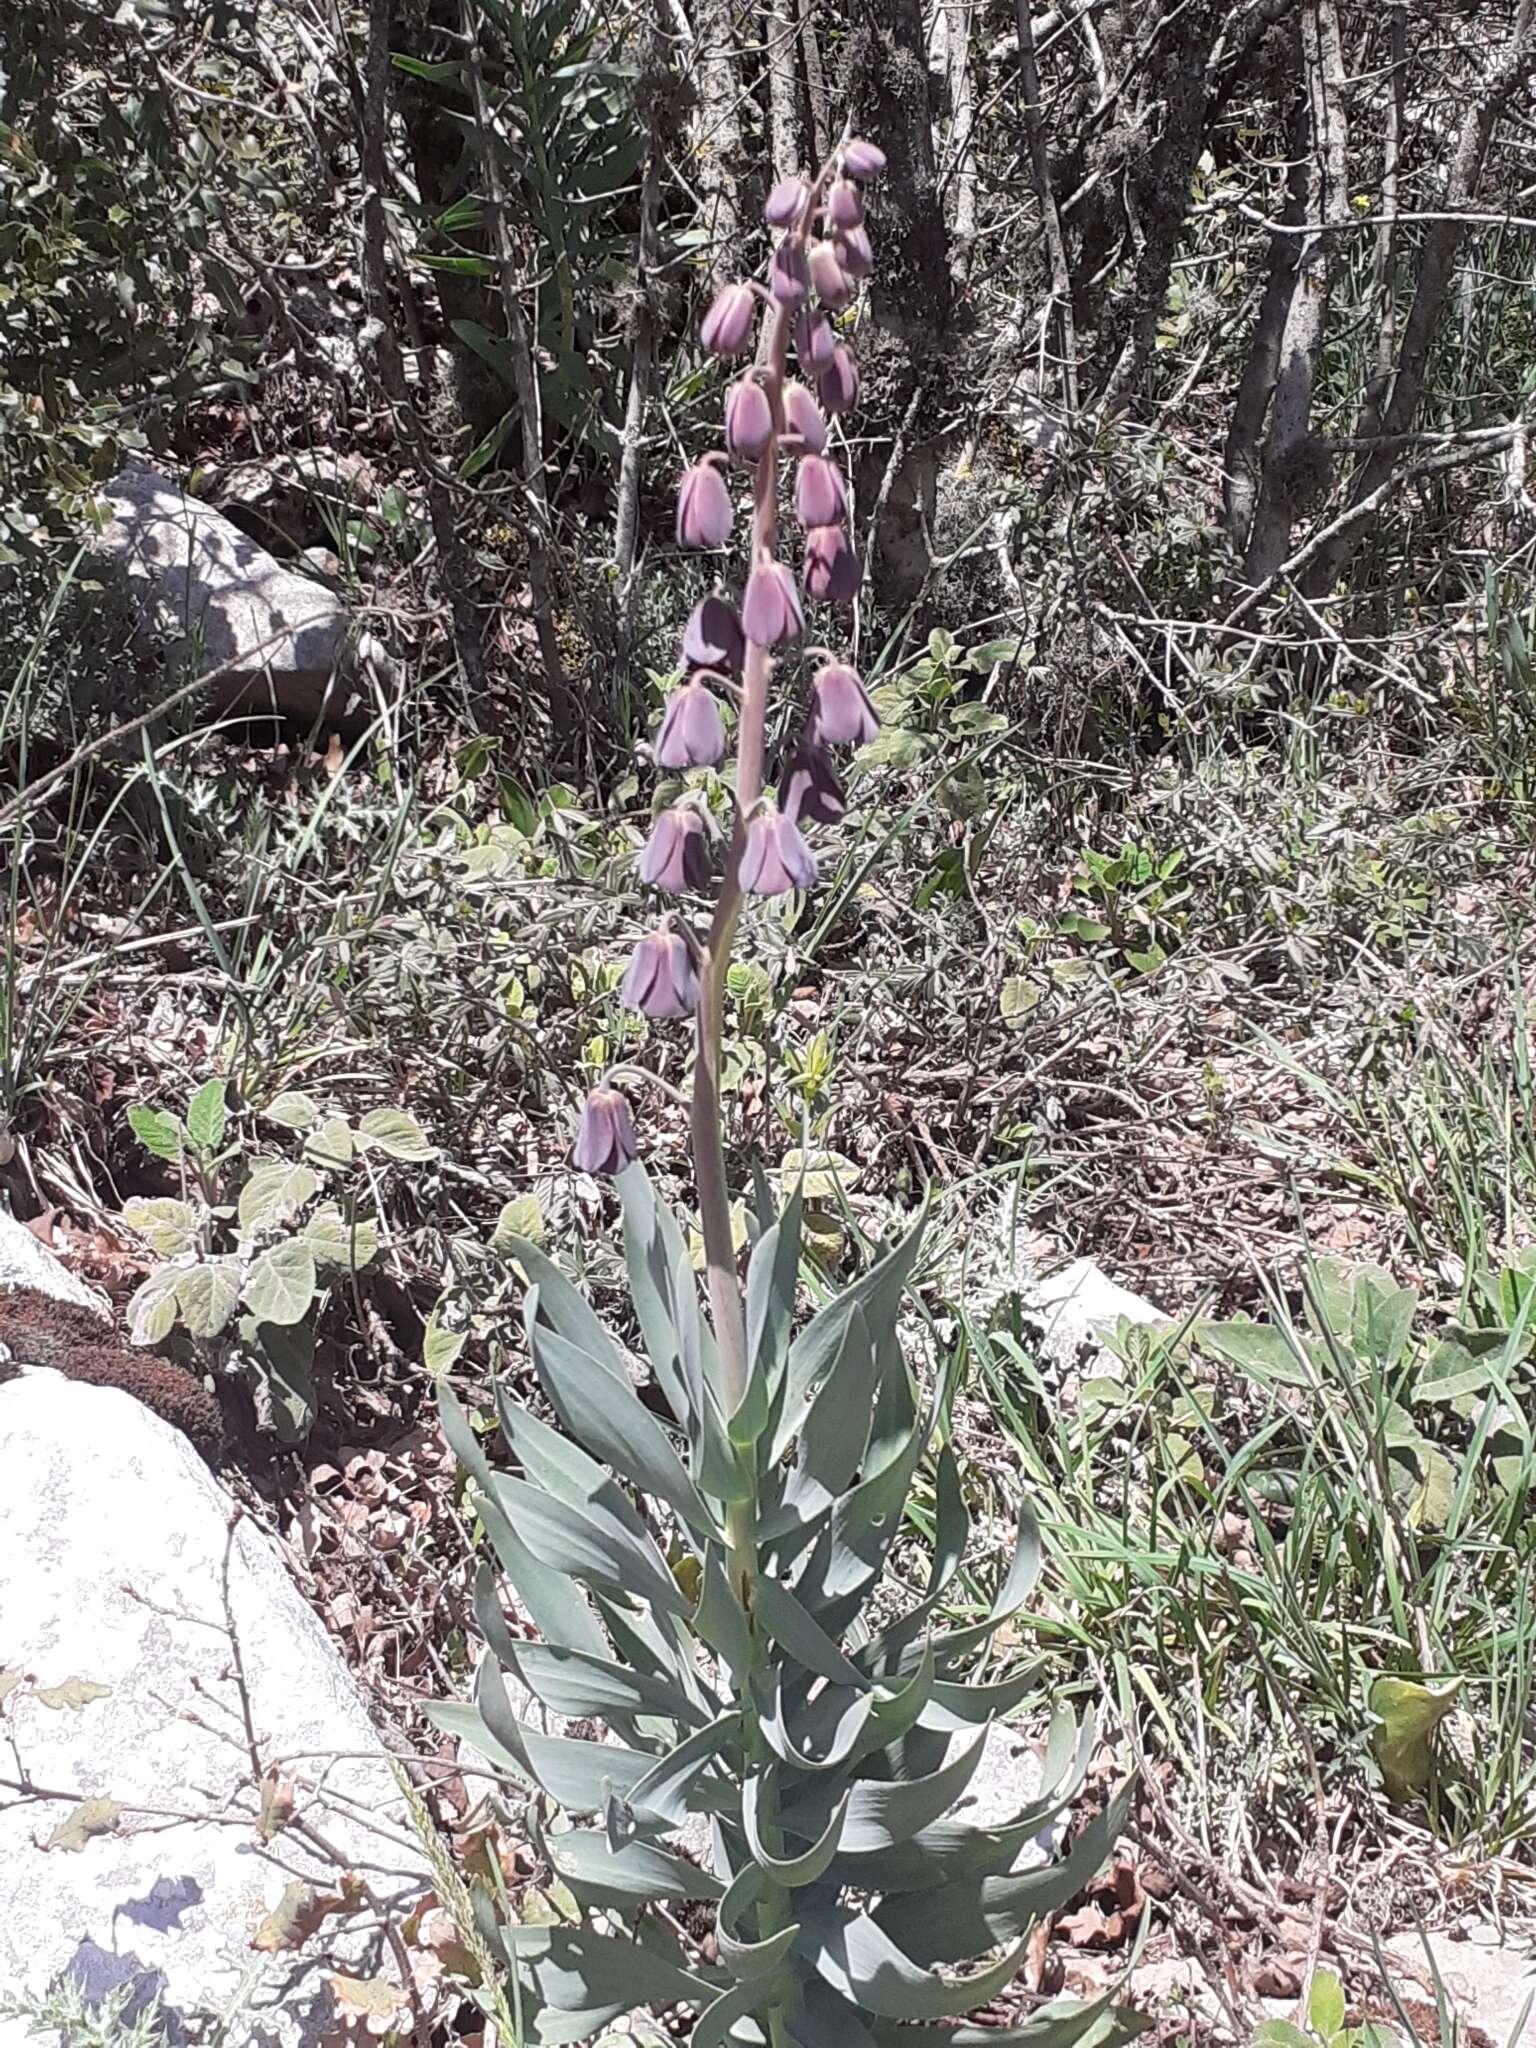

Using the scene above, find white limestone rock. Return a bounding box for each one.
[0,1363,425,2042]
[1019,1256,1168,1381]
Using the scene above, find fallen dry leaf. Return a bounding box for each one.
[252,1873,366,1953]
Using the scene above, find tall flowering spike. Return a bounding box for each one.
[655,680,727,768]
[835,224,874,279]
[770,239,810,307]
[808,241,853,312]
[811,661,880,745]
[681,595,745,676]
[782,381,828,454]
[843,137,887,181]
[803,523,860,604]
[825,179,865,230]
[765,175,810,228]
[779,740,847,826]
[639,805,712,893]
[622,928,699,1018]
[742,560,804,648]
[795,311,836,376]
[574,1085,638,1174]
[676,462,733,549]
[701,282,757,358]
[795,455,847,531]
[724,378,774,461]
[739,807,817,897]
[818,345,860,417]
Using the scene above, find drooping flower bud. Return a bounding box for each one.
[843,137,887,181]
[782,381,828,455]
[739,807,817,896]
[676,462,733,549]
[655,679,727,767]
[681,594,745,675]
[795,311,836,377]
[742,560,804,648]
[700,282,757,358]
[621,929,699,1018]
[724,377,774,461]
[808,240,853,312]
[795,455,847,531]
[802,523,860,603]
[639,805,712,893]
[817,345,860,417]
[574,1085,638,1174]
[825,179,864,230]
[835,224,874,279]
[765,176,810,228]
[770,239,810,307]
[779,740,847,826]
[810,661,880,745]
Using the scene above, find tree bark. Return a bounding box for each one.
[767,0,804,178]
[694,0,748,290]
[1301,0,1536,598]
[799,0,830,164]
[1242,0,1348,587]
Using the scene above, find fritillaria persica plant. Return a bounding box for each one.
[439,131,1129,2048]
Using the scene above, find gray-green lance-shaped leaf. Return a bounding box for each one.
[780,1728,988,1857]
[430,1677,654,1814]
[500,1922,712,2040]
[544,1826,724,1905]
[761,1674,872,1773]
[875,1785,1130,1963]
[530,1319,714,1541]
[863,1978,1150,2048]
[797,1304,879,1496]
[745,1185,803,1401]
[626,1712,739,1827]
[797,1901,1029,2022]
[511,1639,707,1730]
[505,1237,635,1385]
[691,1551,754,1691]
[490,1473,688,1619]
[443,1394,609,1660]
[755,1574,870,1690]
[770,1211,925,1463]
[743,1771,850,1886]
[811,1402,935,1609]
[616,1164,698,1429]
[861,1450,971,1676]
[690,1980,779,2048]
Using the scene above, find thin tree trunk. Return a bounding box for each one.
[1242,0,1348,587]
[799,0,830,164]
[1302,0,1536,597]
[1223,95,1309,550]
[944,0,977,285]
[1357,0,1406,445]
[1017,0,1079,413]
[615,12,671,644]
[458,0,581,748]
[357,0,489,708]
[766,0,803,178]
[694,0,747,290]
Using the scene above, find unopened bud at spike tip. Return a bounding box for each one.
[817,344,860,417]
[639,805,711,893]
[843,137,887,181]
[622,929,699,1019]
[676,462,734,549]
[700,282,757,358]
[765,175,810,228]
[810,661,880,746]
[802,523,860,604]
[741,561,804,649]
[782,381,828,455]
[808,240,854,312]
[825,179,864,230]
[574,1086,638,1174]
[724,377,775,461]
[795,455,848,531]
[655,680,727,768]
[681,595,745,675]
[739,808,817,897]
[770,239,811,307]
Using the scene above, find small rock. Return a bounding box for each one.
[202,451,375,557]
[1019,1257,1167,1381]
[0,1210,102,1310]
[95,458,394,729]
